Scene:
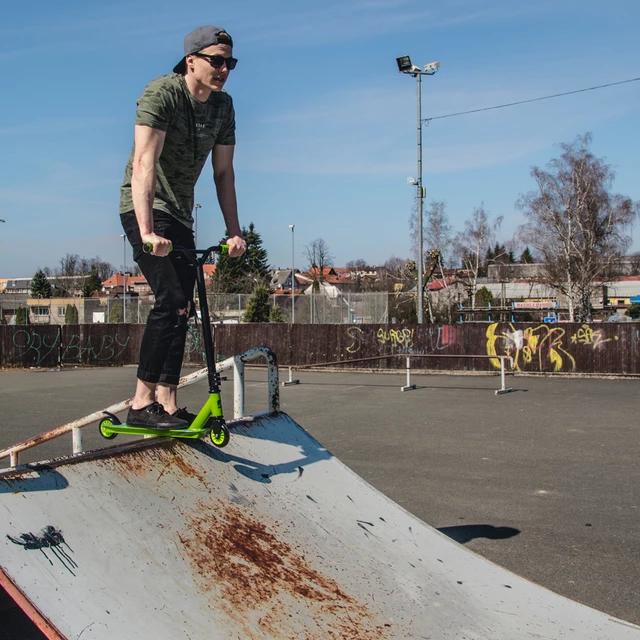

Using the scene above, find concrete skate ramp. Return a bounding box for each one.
[1,412,639,640]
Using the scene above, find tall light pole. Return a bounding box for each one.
[194,203,201,246]
[396,55,440,324]
[120,234,127,323]
[289,224,295,324]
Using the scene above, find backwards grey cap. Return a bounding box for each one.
[173,25,233,74]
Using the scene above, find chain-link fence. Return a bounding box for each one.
[0,292,390,325]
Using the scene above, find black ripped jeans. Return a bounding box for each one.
[121,211,196,386]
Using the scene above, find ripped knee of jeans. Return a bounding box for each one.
[174,309,189,331]
[180,300,196,319]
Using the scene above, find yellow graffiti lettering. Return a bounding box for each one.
[346,326,364,354]
[376,327,414,348]
[486,322,576,372]
[571,324,618,349]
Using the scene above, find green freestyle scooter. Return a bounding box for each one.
[98,243,230,448]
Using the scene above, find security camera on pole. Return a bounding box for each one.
[396,56,440,324]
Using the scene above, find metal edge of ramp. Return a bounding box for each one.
[0,411,638,640]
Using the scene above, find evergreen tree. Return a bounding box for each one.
[243,284,270,322]
[475,286,494,307]
[211,222,270,293]
[109,302,124,323]
[520,247,535,264]
[269,304,285,323]
[211,242,247,293]
[30,270,52,299]
[65,304,79,324]
[626,304,640,319]
[244,223,269,284]
[16,307,29,325]
[83,266,103,297]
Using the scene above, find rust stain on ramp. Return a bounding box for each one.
[179,498,393,639]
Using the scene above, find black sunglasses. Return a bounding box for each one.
[192,53,238,70]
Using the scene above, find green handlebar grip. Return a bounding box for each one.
[142,242,172,254]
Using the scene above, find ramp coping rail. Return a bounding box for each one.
[0,346,279,469]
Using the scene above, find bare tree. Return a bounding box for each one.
[304,238,334,270]
[410,200,452,266]
[303,238,334,289]
[518,133,639,322]
[364,256,412,292]
[408,200,454,322]
[46,254,115,297]
[453,204,503,309]
[303,238,334,323]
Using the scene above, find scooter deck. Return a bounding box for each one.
[101,424,209,439]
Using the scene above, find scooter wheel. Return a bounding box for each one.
[99,418,117,440]
[210,424,230,448]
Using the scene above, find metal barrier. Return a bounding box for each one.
[281,353,514,395]
[0,346,279,468]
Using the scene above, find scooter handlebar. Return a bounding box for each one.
[142,242,229,255]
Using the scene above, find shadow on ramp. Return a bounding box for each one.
[438,524,521,544]
[0,466,68,494]
[0,411,638,640]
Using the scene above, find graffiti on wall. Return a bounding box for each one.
[11,329,130,364]
[571,324,619,349]
[61,333,130,362]
[345,325,456,355]
[376,327,415,348]
[487,322,620,372]
[12,330,61,366]
[487,323,575,372]
[184,325,205,363]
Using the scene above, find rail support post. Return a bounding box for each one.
[495,357,514,395]
[233,357,246,419]
[282,366,300,387]
[402,356,417,392]
[72,426,83,454]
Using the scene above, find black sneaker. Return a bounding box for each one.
[172,407,198,425]
[127,402,188,429]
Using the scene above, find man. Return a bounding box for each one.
[120,25,246,428]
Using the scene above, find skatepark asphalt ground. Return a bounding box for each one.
[0,365,638,628]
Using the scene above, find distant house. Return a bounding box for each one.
[269,269,305,295]
[24,297,105,325]
[203,264,216,286]
[299,267,363,295]
[2,278,31,295]
[102,273,150,297]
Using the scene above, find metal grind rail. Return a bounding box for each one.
[282,353,514,395]
[0,346,279,469]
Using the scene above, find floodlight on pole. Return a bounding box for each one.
[396,55,440,325]
[289,224,295,324]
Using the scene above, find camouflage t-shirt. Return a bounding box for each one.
[119,73,235,227]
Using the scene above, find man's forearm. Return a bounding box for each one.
[131,159,157,236]
[214,169,241,237]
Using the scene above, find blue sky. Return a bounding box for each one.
[1,0,639,277]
